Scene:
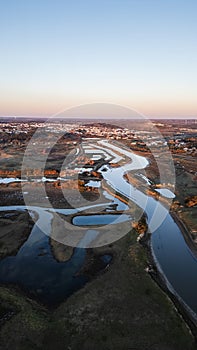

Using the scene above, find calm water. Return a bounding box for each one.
[0,221,111,306]
[0,141,197,318]
[98,144,197,318]
[155,188,175,198]
[0,223,87,306]
[73,214,132,226]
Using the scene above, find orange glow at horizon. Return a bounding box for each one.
[0,94,197,118]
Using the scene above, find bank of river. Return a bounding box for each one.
[0,140,196,327]
[0,204,114,306]
[97,141,197,325]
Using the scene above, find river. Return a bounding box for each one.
[97,141,197,322]
[0,140,197,319]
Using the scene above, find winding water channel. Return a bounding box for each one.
[0,140,197,320]
[98,141,197,321]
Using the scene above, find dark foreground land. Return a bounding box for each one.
[0,226,195,350]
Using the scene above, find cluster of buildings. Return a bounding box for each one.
[0,120,196,156]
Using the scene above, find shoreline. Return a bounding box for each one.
[170,210,197,258]
[140,223,197,342]
[0,141,197,347]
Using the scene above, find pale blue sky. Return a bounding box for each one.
[0,0,196,117]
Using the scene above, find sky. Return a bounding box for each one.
[0,0,197,118]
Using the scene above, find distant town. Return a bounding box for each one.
[0,118,196,158]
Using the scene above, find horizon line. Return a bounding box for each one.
[0,115,197,120]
